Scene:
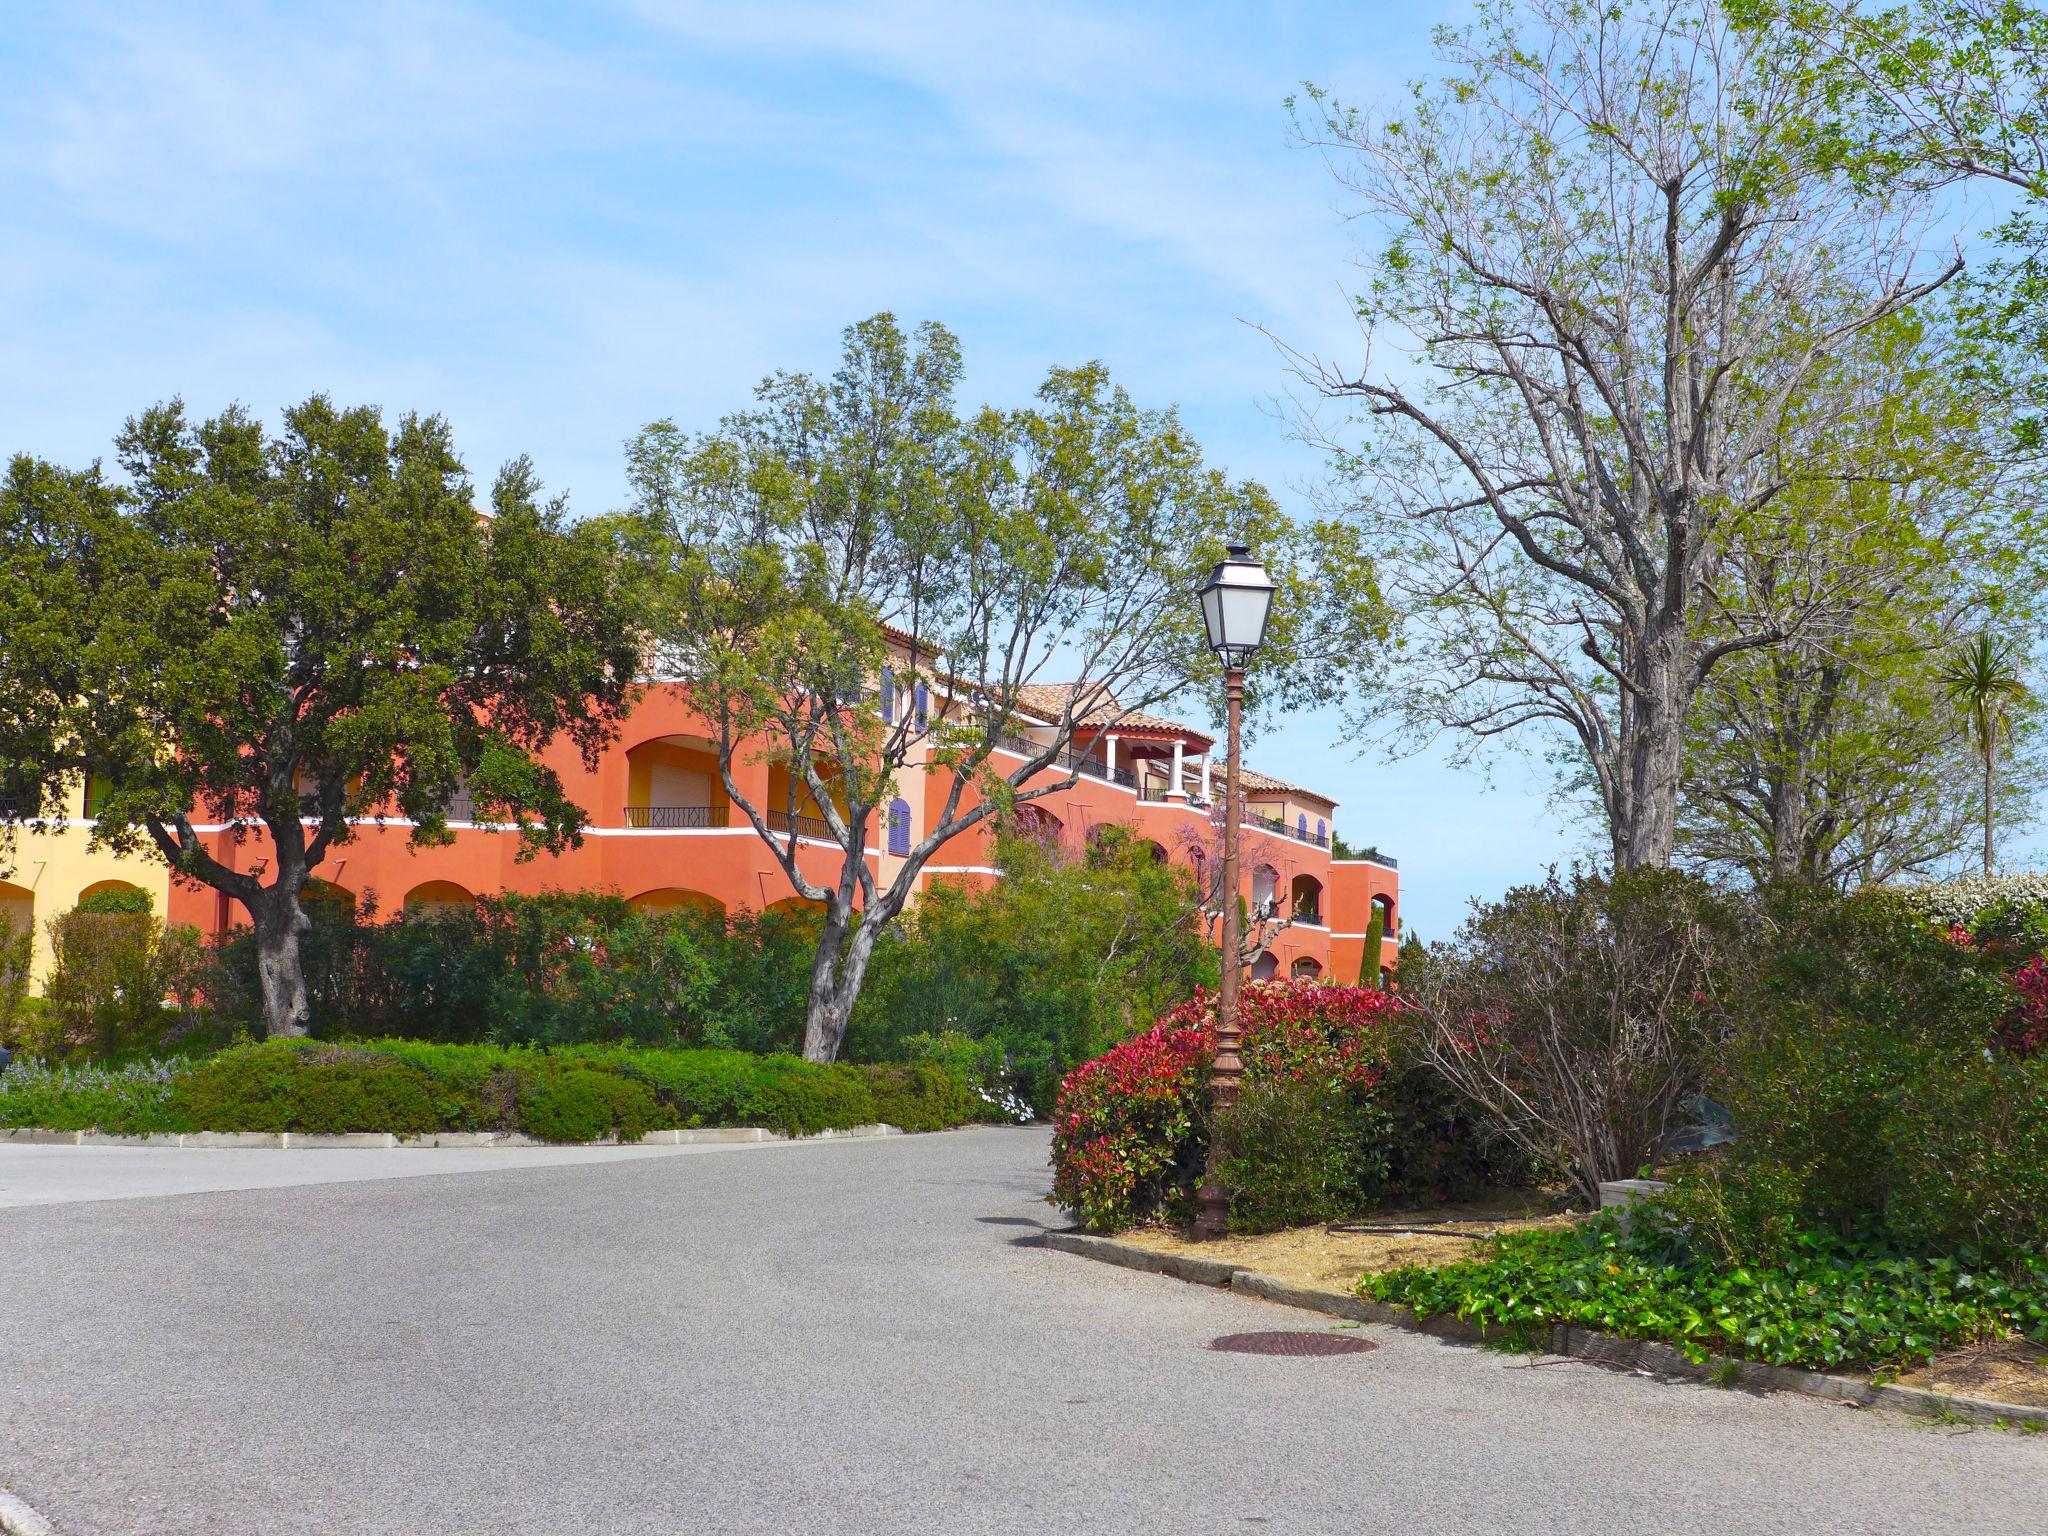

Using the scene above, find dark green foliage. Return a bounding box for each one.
[0,398,645,1038]
[39,909,205,1061]
[856,1064,982,1134]
[205,893,810,1052]
[1379,1063,1537,1204]
[851,826,1217,1110]
[1215,1077,1386,1233]
[514,1067,660,1143]
[73,886,152,916]
[1669,884,2048,1263]
[169,1044,449,1136]
[0,1058,185,1134]
[5,1038,989,1140]
[1363,1216,2048,1375]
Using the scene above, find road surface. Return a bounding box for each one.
[0,1126,2040,1534]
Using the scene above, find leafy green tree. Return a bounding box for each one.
[1677,305,2046,886]
[851,822,1219,1106]
[627,314,1380,1062]
[1940,632,2033,874]
[0,397,642,1037]
[1290,0,1961,869]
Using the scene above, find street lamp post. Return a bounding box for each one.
[1192,543,1276,1241]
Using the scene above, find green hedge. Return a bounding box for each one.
[0,1040,997,1143]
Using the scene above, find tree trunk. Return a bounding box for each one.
[252,897,313,1040]
[1984,732,1997,877]
[800,906,884,1064]
[1618,653,1690,871]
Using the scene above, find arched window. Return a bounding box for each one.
[880,667,896,723]
[1297,813,1308,839]
[887,798,911,856]
[914,682,929,729]
[1316,818,1326,845]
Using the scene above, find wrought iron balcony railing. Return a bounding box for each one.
[624,804,729,830]
[767,807,834,841]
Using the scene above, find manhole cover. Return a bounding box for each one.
[1209,1331,1377,1357]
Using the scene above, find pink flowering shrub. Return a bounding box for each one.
[1050,982,1402,1231]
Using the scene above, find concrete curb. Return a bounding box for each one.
[0,1488,55,1536]
[0,1123,906,1151]
[1045,1231,2048,1430]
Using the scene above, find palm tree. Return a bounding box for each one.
[1940,634,2030,876]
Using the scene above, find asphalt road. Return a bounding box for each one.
[0,1128,2042,1536]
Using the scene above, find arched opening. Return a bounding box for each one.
[761,896,827,926]
[403,880,476,915]
[1141,839,1168,865]
[1290,874,1324,926]
[0,881,29,992]
[630,887,727,918]
[625,735,728,829]
[1009,802,1064,844]
[1373,892,1397,937]
[76,879,150,912]
[0,881,33,940]
[1249,950,1279,982]
[1251,864,1279,915]
[1290,956,1324,981]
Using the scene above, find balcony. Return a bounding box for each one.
[986,730,1136,788]
[624,804,729,830]
[1247,811,1329,850]
[767,807,834,841]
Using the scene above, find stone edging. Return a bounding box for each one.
[0,1123,905,1151]
[1044,1231,2048,1430]
[0,1488,54,1536]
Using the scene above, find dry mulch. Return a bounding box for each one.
[1897,1339,2048,1409]
[1113,1192,1574,1299]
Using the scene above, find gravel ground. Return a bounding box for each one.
[0,1126,2042,1535]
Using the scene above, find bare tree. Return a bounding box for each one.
[1286,0,1960,867]
[1411,865,1734,1206]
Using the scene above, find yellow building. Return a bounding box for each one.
[0,775,170,987]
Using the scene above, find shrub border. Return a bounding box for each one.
[1044,1231,2048,1430]
[0,1124,908,1149]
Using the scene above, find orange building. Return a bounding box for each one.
[154,657,1401,986]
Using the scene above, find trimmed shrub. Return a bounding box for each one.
[167,1043,457,1136]
[858,1063,985,1134]
[751,1060,878,1137]
[515,1066,661,1143]
[0,1057,185,1134]
[1050,1018,1212,1232]
[1049,982,1514,1232]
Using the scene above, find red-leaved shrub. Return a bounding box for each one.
[1050,982,1401,1230]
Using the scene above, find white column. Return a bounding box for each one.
[1167,738,1187,800]
[1105,734,1119,778]
[1200,755,1212,801]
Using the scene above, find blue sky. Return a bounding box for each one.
[1,1,1678,938]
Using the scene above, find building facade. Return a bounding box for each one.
[2,663,1400,989]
